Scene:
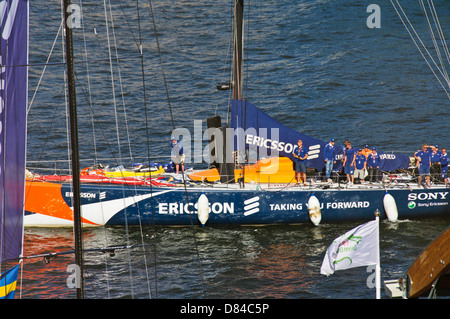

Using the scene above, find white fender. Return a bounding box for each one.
[197,193,210,226]
[308,194,321,226]
[383,192,398,222]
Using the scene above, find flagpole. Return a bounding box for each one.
[375,209,381,299]
[320,212,382,298]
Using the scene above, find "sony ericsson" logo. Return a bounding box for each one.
[407,192,448,201]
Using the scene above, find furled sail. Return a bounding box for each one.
[230,99,326,170]
[0,0,28,263]
[230,99,410,172]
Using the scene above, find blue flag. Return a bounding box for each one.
[0,0,28,262]
[0,264,20,299]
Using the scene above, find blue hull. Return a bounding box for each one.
[25,183,450,226]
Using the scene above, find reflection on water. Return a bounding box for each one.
[21,228,75,299]
[239,243,314,298]
[16,217,450,299]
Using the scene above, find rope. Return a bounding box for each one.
[107,0,134,161]
[78,1,98,165]
[427,1,450,74]
[102,0,148,299]
[134,0,156,299]
[390,0,450,99]
[147,0,175,130]
[103,0,122,163]
[419,0,450,84]
[25,0,160,299]
[28,19,64,114]
[145,0,207,297]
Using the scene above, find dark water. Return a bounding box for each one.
[19,219,450,299]
[21,0,450,299]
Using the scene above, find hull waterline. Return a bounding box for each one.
[24,181,450,227]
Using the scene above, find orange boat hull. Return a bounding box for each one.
[24,181,98,226]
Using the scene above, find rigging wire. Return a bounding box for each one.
[108,1,134,297]
[20,244,155,261]
[133,0,156,299]
[103,0,161,299]
[217,0,234,120]
[78,0,112,298]
[427,1,450,68]
[146,0,207,297]
[66,0,150,298]
[244,0,250,102]
[25,0,158,299]
[22,4,77,296]
[43,0,155,299]
[27,19,64,114]
[390,0,450,99]
[419,0,450,84]
[107,0,134,162]
[147,0,175,131]
[27,0,221,299]
[392,0,450,88]
[225,0,234,124]
[103,0,122,163]
[78,1,98,165]
[102,0,137,298]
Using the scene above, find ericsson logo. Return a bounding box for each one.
[244,196,260,216]
[308,144,321,160]
[245,134,321,159]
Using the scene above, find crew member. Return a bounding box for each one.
[440,147,448,185]
[361,144,371,159]
[343,141,356,185]
[354,149,367,184]
[170,136,185,175]
[414,144,431,188]
[367,147,380,183]
[323,138,335,183]
[292,140,308,185]
[430,144,441,182]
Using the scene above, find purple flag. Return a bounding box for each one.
[0,0,28,262]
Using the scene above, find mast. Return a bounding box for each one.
[232,0,244,100]
[231,0,245,181]
[63,0,84,299]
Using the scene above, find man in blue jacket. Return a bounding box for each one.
[414,144,431,188]
[440,147,448,185]
[354,149,367,184]
[323,138,335,182]
[367,147,380,183]
[430,144,441,182]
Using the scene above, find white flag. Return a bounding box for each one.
[321,220,379,276]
